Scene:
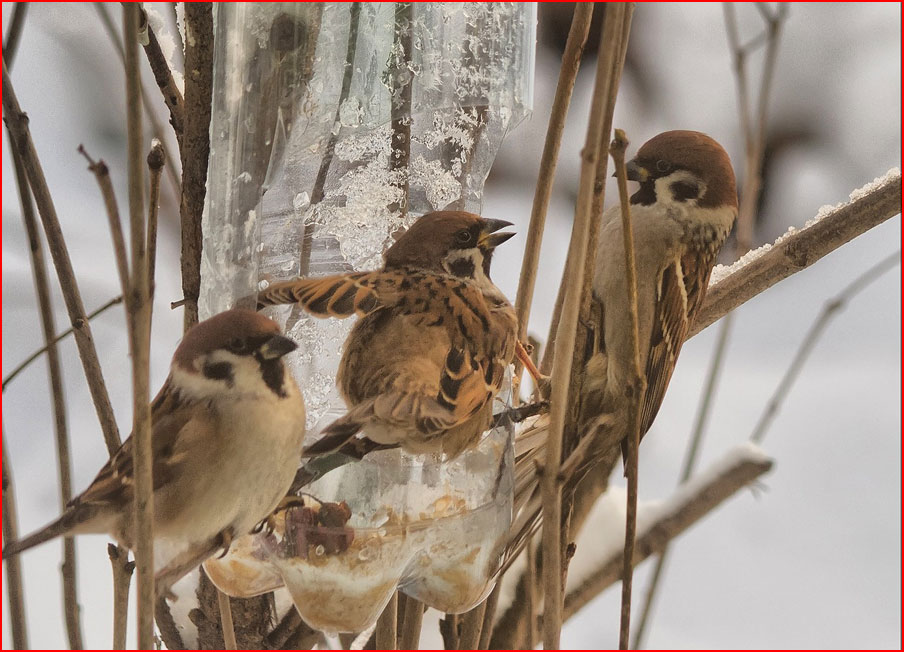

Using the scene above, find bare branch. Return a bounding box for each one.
[609,127,647,649]
[2,435,28,650]
[2,2,29,66]
[217,590,238,649]
[147,139,165,306]
[564,449,774,620]
[77,145,132,301]
[478,582,501,649]
[376,592,398,650]
[541,7,634,649]
[458,600,488,650]
[2,295,124,391]
[514,4,594,372]
[94,2,182,193]
[541,19,610,650]
[136,4,185,142]
[692,170,902,337]
[179,2,213,330]
[750,251,900,443]
[2,61,122,454]
[634,6,788,642]
[398,595,424,650]
[631,314,733,648]
[8,106,84,648]
[109,543,135,649]
[122,5,155,647]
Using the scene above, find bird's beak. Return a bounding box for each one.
[623,158,648,182]
[478,218,516,249]
[259,334,298,360]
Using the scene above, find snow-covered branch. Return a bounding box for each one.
[692,169,901,338]
[563,444,774,620]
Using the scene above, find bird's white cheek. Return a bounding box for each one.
[171,364,229,400]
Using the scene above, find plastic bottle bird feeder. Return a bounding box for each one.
[198,2,534,634]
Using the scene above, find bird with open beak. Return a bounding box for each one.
[257,210,539,462]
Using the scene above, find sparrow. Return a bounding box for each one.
[582,129,738,463]
[2,309,306,587]
[256,210,539,461]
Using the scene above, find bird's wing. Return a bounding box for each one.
[255,271,401,317]
[640,251,714,435]
[73,378,204,508]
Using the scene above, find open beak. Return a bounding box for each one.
[259,334,298,360]
[478,218,516,249]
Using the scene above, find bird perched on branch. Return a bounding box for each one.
[257,210,540,462]
[2,309,306,587]
[583,129,738,463]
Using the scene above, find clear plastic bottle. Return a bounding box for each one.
[199,2,534,633]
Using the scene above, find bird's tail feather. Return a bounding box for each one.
[2,505,96,559]
[301,411,367,457]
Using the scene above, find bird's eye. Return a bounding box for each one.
[226,338,250,354]
[655,159,671,173]
[455,229,473,244]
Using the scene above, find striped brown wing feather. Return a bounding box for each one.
[256,272,393,317]
[640,252,715,436]
[73,379,191,509]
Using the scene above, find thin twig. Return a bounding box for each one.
[2,295,124,391]
[477,582,501,649]
[217,590,238,650]
[691,171,901,337]
[123,5,155,648]
[633,7,787,643]
[750,251,901,443]
[78,145,132,301]
[398,595,424,650]
[179,2,213,330]
[135,3,185,143]
[540,7,626,646]
[147,139,165,303]
[376,592,398,650]
[631,312,733,648]
[109,543,135,649]
[265,609,303,649]
[439,612,459,650]
[457,601,487,650]
[2,435,28,650]
[2,2,29,66]
[564,451,774,620]
[94,1,182,194]
[609,128,647,650]
[9,110,84,648]
[513,4,594,373]
[2,61,122,455]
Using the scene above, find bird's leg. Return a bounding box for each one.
[216,527,235,558]
[490,400,550,429]
[516,340,548,388]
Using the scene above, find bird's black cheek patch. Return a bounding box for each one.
[670,180,700,202]
[630,181,657,206]
[260,359,288,398]
[448,256,476,279]
[203,361,235,387]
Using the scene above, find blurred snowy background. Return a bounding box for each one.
[2,2,900,649]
